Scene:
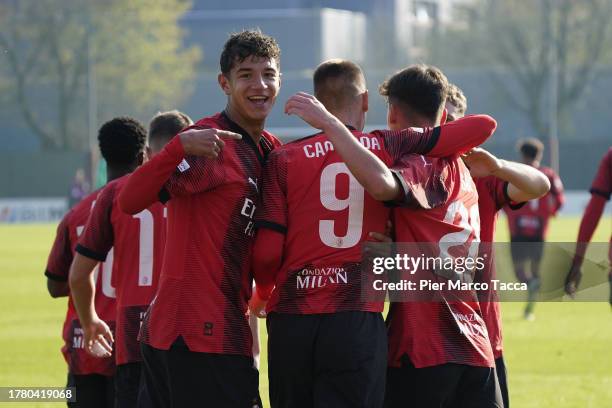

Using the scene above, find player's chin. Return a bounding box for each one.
[245,106,273,122]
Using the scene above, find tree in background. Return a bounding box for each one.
[0,0,201,151]
[427,0,612,141]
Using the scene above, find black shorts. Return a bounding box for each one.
[267,311,387,408]
[385,358,503,408]
[140,337,261,408]
[495,356,509,408]
[510,238,544,264]
[66,372,114,408]
[115,362,152,408]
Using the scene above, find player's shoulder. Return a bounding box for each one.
[285,131,325,147]
[97,176,125,201]
[62,188,101,228]
[603,147,612,162]
[262,130,283,149]
[537,166,557,177]
[273,131,324,156]
[193,112,225,129]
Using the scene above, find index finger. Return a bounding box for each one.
[216,130,242,140]
[295,91,314,99]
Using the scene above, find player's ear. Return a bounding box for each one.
[137,150,147,165]
[218,73,231,96]
[362,90,369,113]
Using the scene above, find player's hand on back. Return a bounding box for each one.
[248,290,268,319]
[285,92,338,130]
[83,317,114,358]
[364,223,394,259]
[462,148,502,178]
[179,128,241,159]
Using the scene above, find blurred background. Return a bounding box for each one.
[1,3,611,406]
[1,0,611,220]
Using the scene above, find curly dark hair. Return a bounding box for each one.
[98,117,147,166]
[379,64,449,122]
[220,29,281,74]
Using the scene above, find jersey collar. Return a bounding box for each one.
[221,111,269,164]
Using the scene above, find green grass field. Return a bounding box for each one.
[0,216,610,407]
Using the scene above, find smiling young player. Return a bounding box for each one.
[117,30,282,407]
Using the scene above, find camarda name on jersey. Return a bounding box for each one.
[303,136,382,158]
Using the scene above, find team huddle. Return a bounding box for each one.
[43,29,611,408]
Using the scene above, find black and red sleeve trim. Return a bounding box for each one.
[590,188,611,201]
[503,181,527,210]
[45,270,68,282]
[75,244,107,262]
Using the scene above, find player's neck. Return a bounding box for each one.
[224,105,264,144]
[397,118,435,129]
[106,164,137,182]
[329,109,363,132]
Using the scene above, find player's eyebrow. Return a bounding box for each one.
[235,67,253,74]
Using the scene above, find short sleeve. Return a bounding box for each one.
[76,184,115,261]
[45,215,73,281]
[590,150,612,200]
[483,176,524,211]
[255,149,288,234]
[386,155,449,209]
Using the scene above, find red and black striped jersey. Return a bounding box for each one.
[45,190,116,375]
[139,112,281,357]
[387,155,495,369]
[474,176,524,359]
[255,115,497,315]
[76,175,166,365]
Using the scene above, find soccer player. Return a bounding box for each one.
[252,60,496,408]
[116,30,282,407]
[503,138,564,320]
[447,84,551,408]
[565,147,612,305]
[287,64,501,407]
[45,118,148,408]
[70,112,191,408]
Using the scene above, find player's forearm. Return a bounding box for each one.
[428,115,497,157]
[118,135,185,214]
[252,229,284,300]
[572,194,606,267]
[322,116,399,201]
[496,160,551,202]
[68,254,99,327]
